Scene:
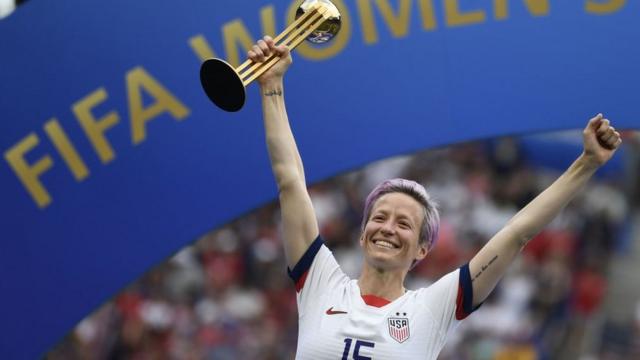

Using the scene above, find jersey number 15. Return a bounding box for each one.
[342,338,375,360]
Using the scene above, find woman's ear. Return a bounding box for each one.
[415,244,428,262]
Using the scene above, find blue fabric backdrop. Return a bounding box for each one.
[1,0,639,358]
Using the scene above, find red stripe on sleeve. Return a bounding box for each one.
[295,270,309,293]
[455,283,468,320]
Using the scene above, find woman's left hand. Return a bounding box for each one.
[582,113,623,167]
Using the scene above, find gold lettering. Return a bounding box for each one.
[287,0,351,60]
[44,118,89,181]
[586,0,626,14]
[359,0,377,43]
[73,88,120,164]
[358,0,412,44]
[189,34,219,62]
[445,0,486,27]
[4,133,54,208]
[418,0,437,30]
[494,0,550,20]
[192,5,277,65]
[222,19,256,67]
[127,67,190,145]
[261,5,277,37]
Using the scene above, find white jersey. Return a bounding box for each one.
[288,237,480,360]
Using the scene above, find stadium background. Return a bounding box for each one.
[46,134,640,359]
[2,0,640,359]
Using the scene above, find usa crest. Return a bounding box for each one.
[388,317,410,343]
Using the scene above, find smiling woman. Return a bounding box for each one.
[359,181,436,272]
[243,35,625,360]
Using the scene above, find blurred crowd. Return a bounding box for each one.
[48,134,640,360]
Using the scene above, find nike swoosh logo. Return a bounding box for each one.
[326,307,348,315]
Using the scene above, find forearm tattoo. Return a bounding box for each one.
[519,236,532,249]
[264,89,283,96]
[471,255,498,282]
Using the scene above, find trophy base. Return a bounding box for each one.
[200,58,246,112]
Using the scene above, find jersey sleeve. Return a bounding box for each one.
[454,263,483,320]
[418,263,483,342]
[287,236,349,317]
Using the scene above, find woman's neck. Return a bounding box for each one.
[357,264,407,301]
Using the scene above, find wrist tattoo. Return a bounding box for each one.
[264,89,283,97]
[471,255,498,282]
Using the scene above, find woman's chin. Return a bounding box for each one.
[365,252,404,271]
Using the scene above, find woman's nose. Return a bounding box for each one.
[380,221,395,235]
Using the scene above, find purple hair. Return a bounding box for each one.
[361,178,440,251]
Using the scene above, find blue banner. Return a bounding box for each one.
[1,0,639,358]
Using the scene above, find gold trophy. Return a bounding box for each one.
[200,0,342,112]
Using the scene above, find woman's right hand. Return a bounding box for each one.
[248,35,292,86]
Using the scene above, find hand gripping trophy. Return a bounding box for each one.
[200,0,342,112]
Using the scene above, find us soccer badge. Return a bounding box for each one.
[388,314,410,343]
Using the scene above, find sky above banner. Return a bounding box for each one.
[1,0,639,358]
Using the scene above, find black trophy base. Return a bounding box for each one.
[200,58,246,112]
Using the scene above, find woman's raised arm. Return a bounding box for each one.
[250,36,319,268]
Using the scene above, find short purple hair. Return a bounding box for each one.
[361,178,440,251]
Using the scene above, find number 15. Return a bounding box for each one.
[342,338,375,360]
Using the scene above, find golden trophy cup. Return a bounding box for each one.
[200,0,342,112]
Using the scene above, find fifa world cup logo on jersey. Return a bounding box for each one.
[388,316,410,343]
